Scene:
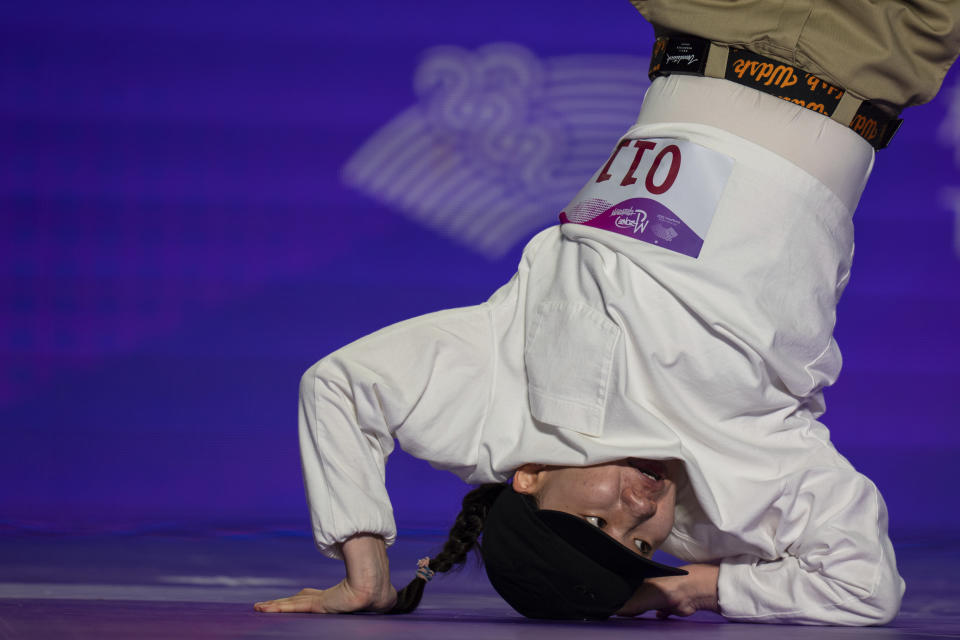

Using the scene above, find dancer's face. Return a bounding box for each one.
[512,459,677,558]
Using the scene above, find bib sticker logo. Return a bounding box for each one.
[612,205,649,234]
[560,138,734,258]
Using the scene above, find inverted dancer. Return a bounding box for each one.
[256,1,960,624]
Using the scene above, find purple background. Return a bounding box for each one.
[2,1,959,540]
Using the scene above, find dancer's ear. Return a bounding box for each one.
[512,464,549,495]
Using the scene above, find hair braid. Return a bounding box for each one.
[387,482,508,614]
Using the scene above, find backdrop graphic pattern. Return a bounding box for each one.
[939,79,960,257]
[342,44,650,257]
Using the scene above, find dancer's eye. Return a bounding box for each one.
[634,539,652,555]
[585,516,606,529]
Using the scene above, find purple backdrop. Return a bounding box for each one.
[2,1,959,540]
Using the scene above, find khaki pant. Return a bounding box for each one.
[630,0,960,110]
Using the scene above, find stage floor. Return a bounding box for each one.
[1,531,958,639]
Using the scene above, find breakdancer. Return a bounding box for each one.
[255,1,960,625]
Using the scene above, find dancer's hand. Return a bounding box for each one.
[254,534,397,614]
[615,563,720,619]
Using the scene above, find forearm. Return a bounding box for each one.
[717,544,904,625]
[299,304,495,558]
[299,358,398,558]
[716,471,904,625]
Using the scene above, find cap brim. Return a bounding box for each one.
[537,509,687,587]
[481,487,686,620]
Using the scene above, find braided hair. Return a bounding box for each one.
[387,482,508,614]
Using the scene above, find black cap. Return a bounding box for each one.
[480,487,686,619]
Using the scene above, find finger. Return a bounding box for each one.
[256,594,294,608]
[656,604,696,619]
[615,584,668,617]
[255,598,291,613]
[254,600,281,612]
[277,597,313,613]
[255,595,318,614]
[253,587,332,613]
[255,599,293,613]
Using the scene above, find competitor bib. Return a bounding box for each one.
[559,138,733,258]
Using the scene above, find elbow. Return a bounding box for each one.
[299,358,337,438]
[860,574,904,626]
[836,565,904,626]
[301,359,328,395]
[300,362,318,400]
[301,358,338,403]
[860,535,906,626]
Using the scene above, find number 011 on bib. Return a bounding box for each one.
[559,138,734,259]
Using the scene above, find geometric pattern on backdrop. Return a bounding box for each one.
[342,43,650,258]
[938,79,960,260]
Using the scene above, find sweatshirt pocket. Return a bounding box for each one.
[524,300,620,437]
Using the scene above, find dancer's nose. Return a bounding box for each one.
[621,484,657,521]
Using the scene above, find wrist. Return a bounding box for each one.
[341,534,395,608]
[687,563,720,613]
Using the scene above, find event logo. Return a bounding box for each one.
[612,206,650,235]
[341,43,649,258]
[939,79,960,260]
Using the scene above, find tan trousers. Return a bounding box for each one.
[630,0,960,111]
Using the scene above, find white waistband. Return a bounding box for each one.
[633,75,874,213]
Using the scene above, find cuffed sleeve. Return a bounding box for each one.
[298,304,496,559]
[716,468,904,625]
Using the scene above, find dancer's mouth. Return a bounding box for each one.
[626,458,667,483]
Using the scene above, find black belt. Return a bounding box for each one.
[648,35,902,151]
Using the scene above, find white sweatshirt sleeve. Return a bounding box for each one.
[298,303,495,559]
[716,467,905,625]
